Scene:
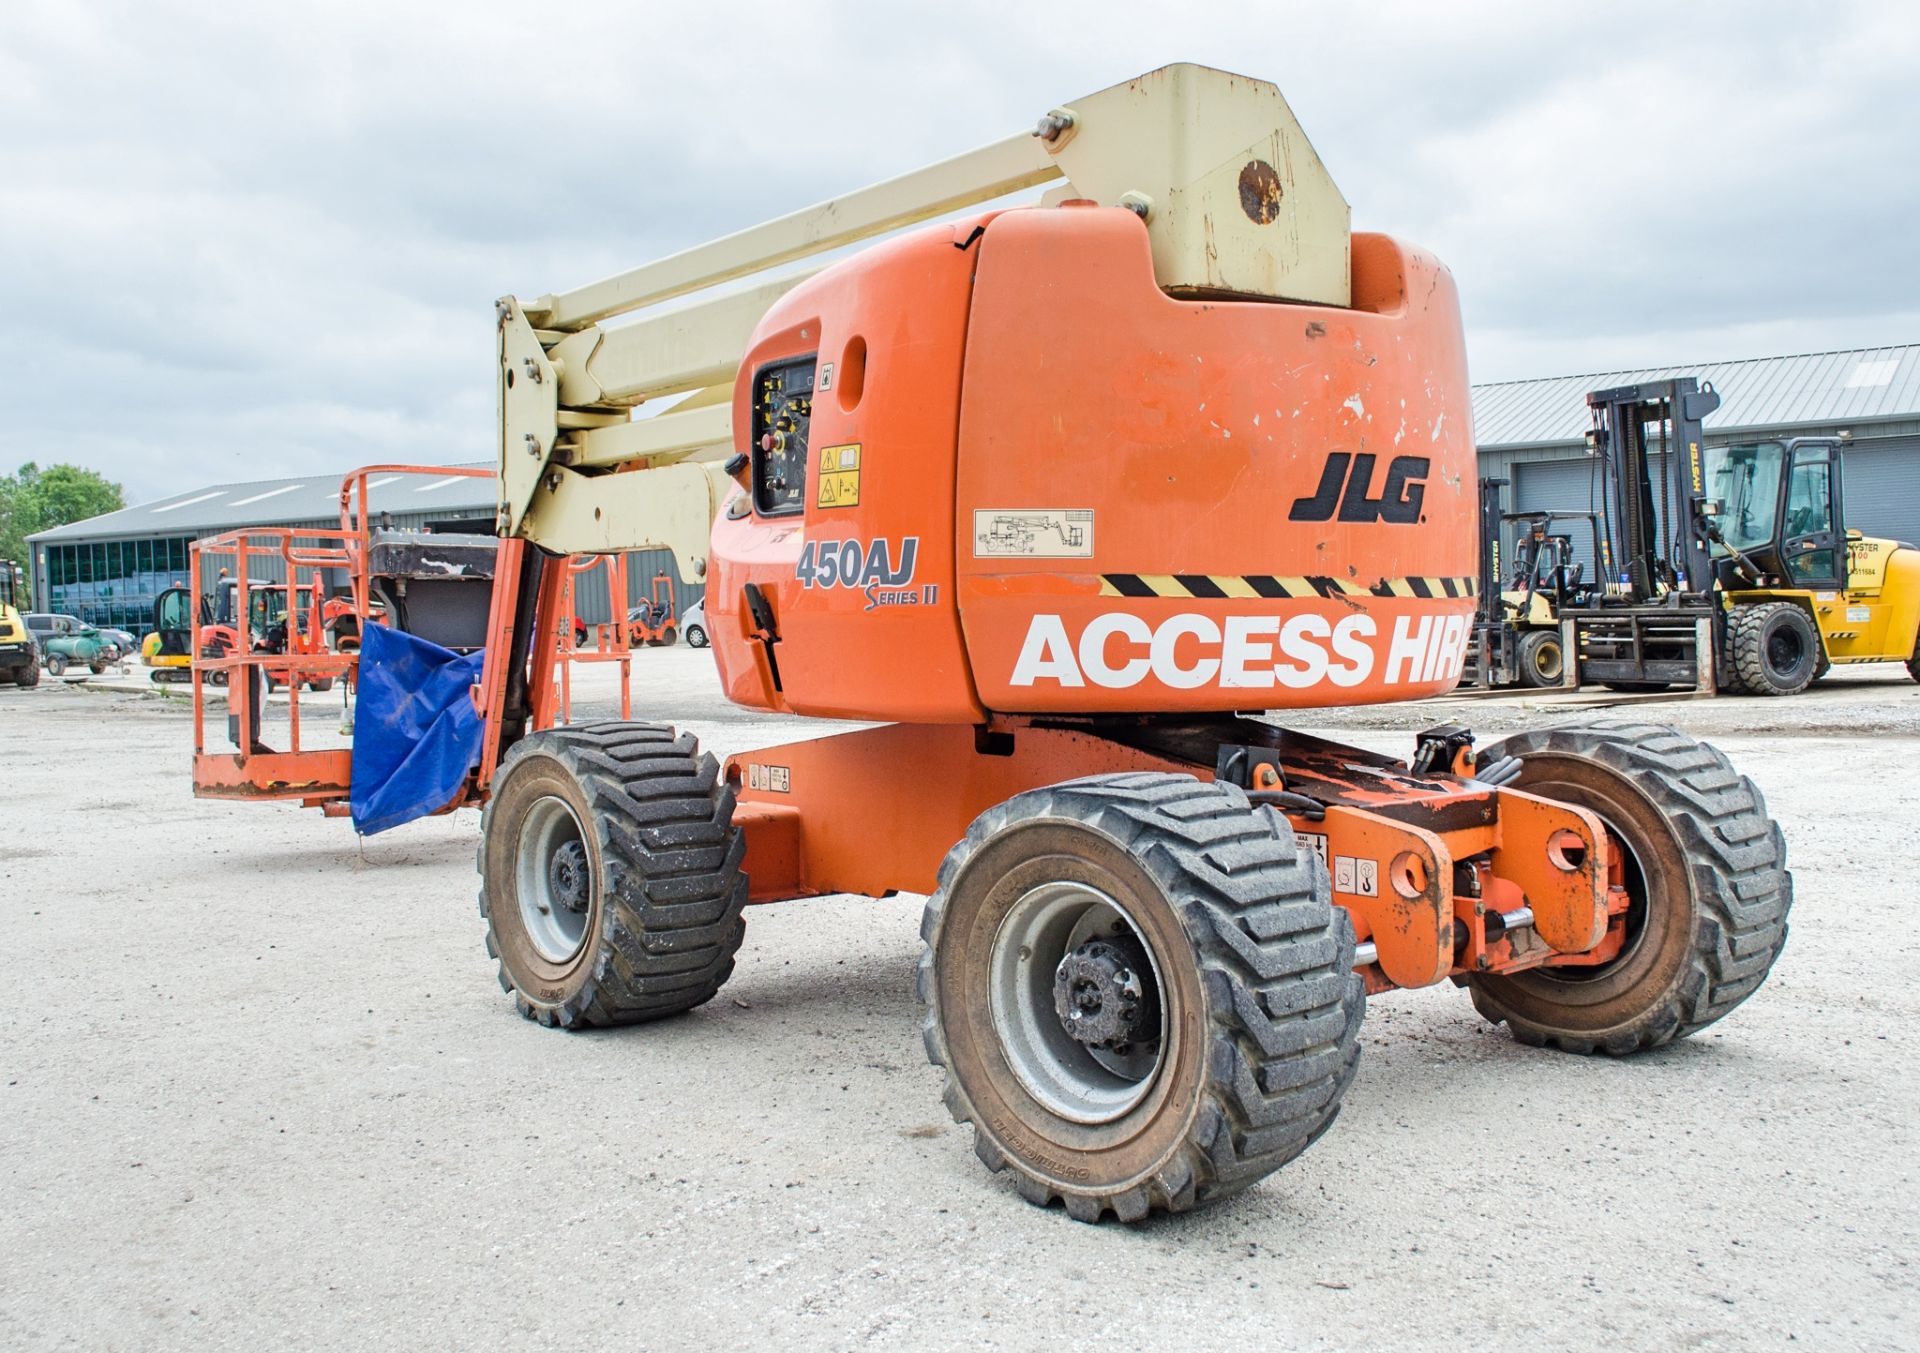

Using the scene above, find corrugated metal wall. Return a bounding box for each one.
[1839,435,1920,545]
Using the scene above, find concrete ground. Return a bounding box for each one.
[2,652,1916,1351]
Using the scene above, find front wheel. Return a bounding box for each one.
[44,652,68,677]
[1722,602,1819,696]
[1466,721,1791,1054]
[478,722,748,1027]
[919,773,1364,1222]
[685,624,707,649]
[1516,629,1564,687]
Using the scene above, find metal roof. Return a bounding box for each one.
[27,463,496,544]
[1471,344,1920,449]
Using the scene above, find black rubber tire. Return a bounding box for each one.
[479,722,747,1028]
[1600,681,1671,693]
[44,652,67,677]
[89,661,109,675]
[1904,640,1917,684]
[17,659,38,689]
[0,670,12,686]
[685,625,707,649]
[307,677,335,693]
[1722,602,1819,696]
[918,773,1365,1222]
[1465,721,1791,1054]
[1811,654,1831,684]
[1516,629,1564,688]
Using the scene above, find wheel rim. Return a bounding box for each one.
[515,795,593,963]
[987,881,1167,1125]
[1533,638,1562,682]
[1765,623,1805,678]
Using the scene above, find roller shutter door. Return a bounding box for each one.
[1841,437,1920,547]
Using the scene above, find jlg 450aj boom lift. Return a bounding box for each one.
[355,65,1793,1222]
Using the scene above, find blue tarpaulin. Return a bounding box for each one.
[349,622,488,836]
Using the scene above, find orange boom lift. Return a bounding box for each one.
[203,66,1794,1222]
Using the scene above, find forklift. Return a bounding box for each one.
[1477,378,1920,694]
[1469,479,1605,688]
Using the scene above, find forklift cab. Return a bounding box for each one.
[1503,510,1602,609]
[1705,438,1847,590]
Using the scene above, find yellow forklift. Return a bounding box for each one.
[1703,434,1920,692]
[1476,379,1920,694]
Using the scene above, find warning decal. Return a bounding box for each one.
[746,764,791,793]
[817,444,861,509]
[1333,855,1378,897]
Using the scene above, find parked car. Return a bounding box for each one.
[24,613,118,676]
[680,599,708,648]
[94,625,138,656]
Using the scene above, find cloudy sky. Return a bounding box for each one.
[6,1,1917,503]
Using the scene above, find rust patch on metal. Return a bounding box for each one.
[1237,159,1284,224]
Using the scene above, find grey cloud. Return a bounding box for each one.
[4,0,1914,500]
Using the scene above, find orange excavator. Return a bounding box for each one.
[199,65,1793,1222]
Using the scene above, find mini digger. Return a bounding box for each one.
[203,65,1796,1221]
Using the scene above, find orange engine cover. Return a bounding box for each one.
[708,206,1478,723]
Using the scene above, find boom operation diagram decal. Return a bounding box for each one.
[973,509,1094,558]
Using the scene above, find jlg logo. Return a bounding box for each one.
[1288,453,1430,524]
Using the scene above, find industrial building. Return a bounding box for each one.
[28,343,1919,637]
[24,465,697,637]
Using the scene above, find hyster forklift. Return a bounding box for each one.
[204,66,1796,1222]
[1468,480,1606,688]
[1474,380,1920,694]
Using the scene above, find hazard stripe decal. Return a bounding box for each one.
[1098,573,1477,600]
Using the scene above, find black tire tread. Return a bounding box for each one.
[1516,629,1562,688]
[1466,719,1791,1054]
[1722,602,1818,697]
[478,721,747,1028]
[918,773,1365,1222]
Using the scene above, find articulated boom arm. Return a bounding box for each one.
[494,62,1351,574]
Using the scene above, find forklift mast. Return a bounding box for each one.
[1475,477,1507,622]
[1584,378,1722,602]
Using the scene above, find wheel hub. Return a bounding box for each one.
[547,839,590,913]
[1053,938,1155,1051]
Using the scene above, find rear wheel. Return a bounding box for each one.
[307,677,335,693]
[1722,602,1819,696]
[44,652,67,677]
[1466,721,1791,1054]
[90,660,109,675]
[479,722,747,1027]
[1516,629,1564,687]
[919,773,1364,1222]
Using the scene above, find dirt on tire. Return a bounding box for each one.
[478,721,748,1028]
[919,773,1364,1222]
[1466,720,1791,1054]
